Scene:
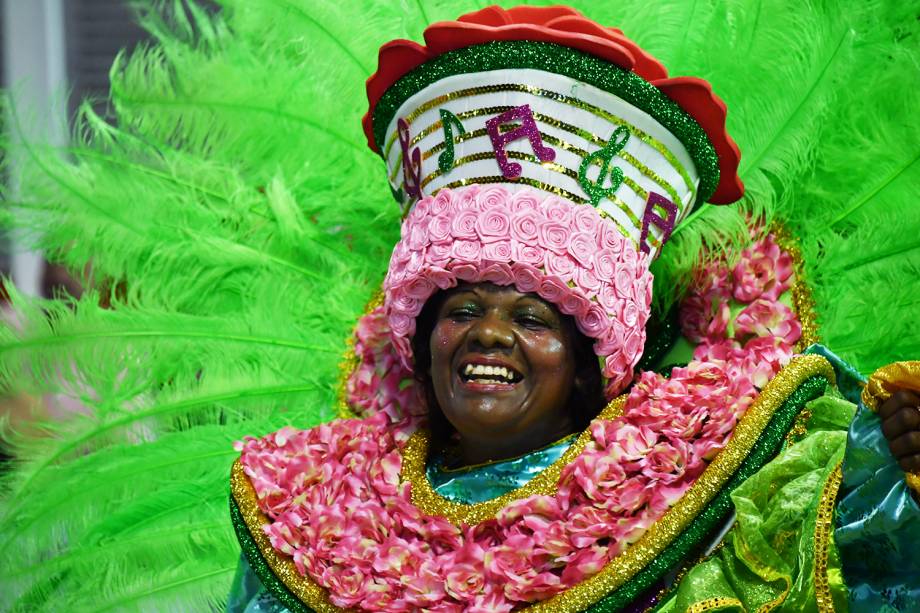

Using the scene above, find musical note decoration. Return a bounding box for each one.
[579,126,630,207]
[398,117,422,200]
[437,109,467,174]
[485,104,556,179]
[640,192,679,255]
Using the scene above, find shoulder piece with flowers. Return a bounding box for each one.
[230,229,834,612]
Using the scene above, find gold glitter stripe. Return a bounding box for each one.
[814,463,843,613]
[230,461,347,613]
[382,83,696,198]
[435,174,588,204]
[772,226,820,351]
[686,597,745,613]
[419,149,646,228]
[401,395,627,525]
[521,355,836,612]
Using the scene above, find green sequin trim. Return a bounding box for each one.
[229,497,315,613]
[372,40,720,206]
[585,375,829,612]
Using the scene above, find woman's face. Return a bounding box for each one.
[428,283,578,452]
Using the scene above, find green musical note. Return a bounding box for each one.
[437,109,467,174]
[578,126,630,207]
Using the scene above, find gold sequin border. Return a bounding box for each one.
[772,225,820,350]
[521,354,835,612]
[230,461,348,613]
[401,395,627,525]
[814,463,843,613]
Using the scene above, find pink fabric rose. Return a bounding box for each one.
[567,232,596,268]
[451,209,479,239]
[538,275,570,304]
[481,240,513,261]
[480,263,515,286]
[511,241,544,265]
[476,208,512,242]
[510,262,543,293]
[428,215,453,243]
[538,220,570,255]
[477,185,511,210]
[510,210,542,243]
[451,239,482,264]
[543,252,577,280]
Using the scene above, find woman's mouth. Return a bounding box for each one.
[458,362,523,386]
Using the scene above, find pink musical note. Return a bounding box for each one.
[640,192,678,254]
[486,104,556,179]
[398,118,422,200]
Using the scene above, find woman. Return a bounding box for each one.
[2,2,918,612]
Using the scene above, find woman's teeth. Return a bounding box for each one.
[462,363,520,383]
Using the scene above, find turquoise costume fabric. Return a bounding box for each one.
[426,435,578,503]
[836,402,920,611]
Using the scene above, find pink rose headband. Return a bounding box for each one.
[383,185,653,396]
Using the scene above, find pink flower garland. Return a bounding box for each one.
[383,186,653,397]
[242,229,803,610]
[345,306,423,423]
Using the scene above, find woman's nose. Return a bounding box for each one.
[471,311,515,349]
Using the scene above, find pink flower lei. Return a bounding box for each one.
[238,229,802,610]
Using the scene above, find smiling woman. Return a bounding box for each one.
[413,283,602,467]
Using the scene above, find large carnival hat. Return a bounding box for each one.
[366,6,744,395]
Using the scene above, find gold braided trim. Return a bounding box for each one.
[521,355,835,612]
[814,463,843,613]
[686,597,745,613]
[771,226,820,351]
[401,395,627,525]
[383,83,696,197]
[861,361,920,412]
[231,461,348,613]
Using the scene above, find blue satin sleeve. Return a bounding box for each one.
[833,373,920,611]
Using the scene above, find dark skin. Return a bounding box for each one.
[428,283,581,466]
[880,390,920,474]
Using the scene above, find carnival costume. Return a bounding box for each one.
[1,1,919,612]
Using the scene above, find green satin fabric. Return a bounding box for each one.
[656,393,854,612]
[426,435,577,503]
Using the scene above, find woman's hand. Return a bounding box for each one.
[880,389,920,473]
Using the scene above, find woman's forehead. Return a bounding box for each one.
[446,283,556,310]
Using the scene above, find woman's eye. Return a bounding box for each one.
[516,315,548,329]
[448,306,479,320]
